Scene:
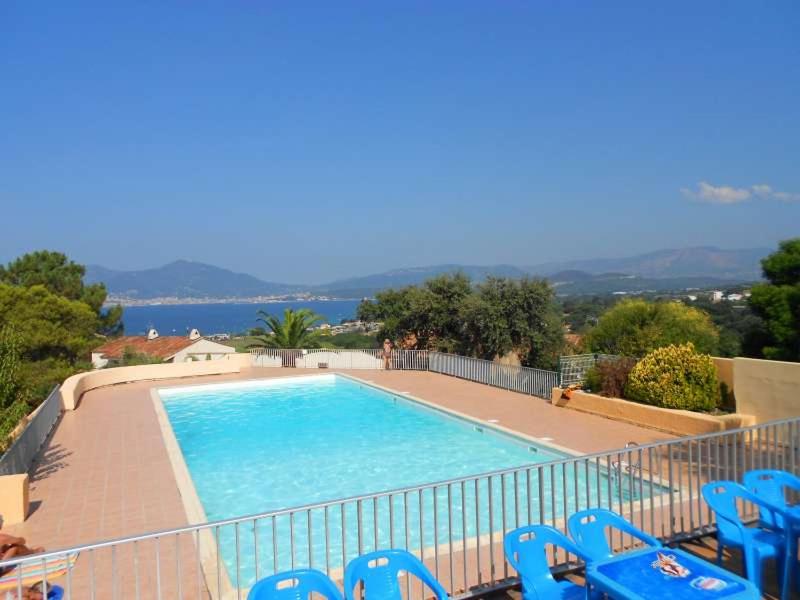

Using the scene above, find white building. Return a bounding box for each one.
[92,329,237,369]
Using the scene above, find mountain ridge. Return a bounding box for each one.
[86,246,769,300]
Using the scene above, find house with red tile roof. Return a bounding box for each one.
[91,329,236,368]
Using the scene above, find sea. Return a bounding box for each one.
[121,300,361,336]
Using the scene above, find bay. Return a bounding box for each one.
[121,300,361,336]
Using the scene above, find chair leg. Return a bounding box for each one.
[744,549,762,594]
[715,542,724,565]
[776,549,787,599]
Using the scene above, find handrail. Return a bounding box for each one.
[1,414,795,571]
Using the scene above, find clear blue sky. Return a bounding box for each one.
[2,1,798,284]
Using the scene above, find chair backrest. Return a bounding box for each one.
[701,481,749,544]
[248,569,343,600]
[567,508,661,560]
[743,469,800,529]
[504,525,586,600]
[343,549,447,600]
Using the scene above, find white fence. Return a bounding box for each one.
[558,353,622,387]
[248,348,558,399]
[249,348,429,370]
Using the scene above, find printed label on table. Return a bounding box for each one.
[690,576,729,591]
[651,552,691,578]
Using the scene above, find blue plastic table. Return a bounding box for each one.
[586,547,759,599]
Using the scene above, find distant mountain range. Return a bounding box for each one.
[86,260,298,299]
[526,246,769,280]
[86,246,770,301]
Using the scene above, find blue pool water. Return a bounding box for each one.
[159,375,661,587]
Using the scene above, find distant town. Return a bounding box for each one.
[106,293,361,307]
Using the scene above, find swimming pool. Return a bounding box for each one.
[157,374,663,586]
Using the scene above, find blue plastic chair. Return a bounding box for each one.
[567,508,662,561]
[247,569,343,600]
[47,586,64,600]
[744,469,800,593]
[343,549,447,600]
[743,469,800,531]
[504,525,591,600]
[702,480,789,595]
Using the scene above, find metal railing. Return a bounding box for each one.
[429,352,559,399]
[0,385,61,476]
[6,415,794,599]
[249,348,429,370]
[558,353,621,386]
[248,348,558,399]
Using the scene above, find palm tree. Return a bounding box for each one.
[248,308,326,349]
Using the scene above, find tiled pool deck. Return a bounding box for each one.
[4,369,674,597]
[8,369,671,548]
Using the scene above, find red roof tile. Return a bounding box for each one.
[93,336,196,360]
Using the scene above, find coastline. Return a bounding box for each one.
[105,295,367,307]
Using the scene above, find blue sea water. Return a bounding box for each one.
[121,299,360,335]
[159,375,663,587]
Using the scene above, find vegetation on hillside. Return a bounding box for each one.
[320,332,380,349]
[681,297,766,358]
[358,274,564,369]
[233,331,379,352]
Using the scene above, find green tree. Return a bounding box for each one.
[0,284,99,361]
[0,250,123,336]
[585,298,720,356]
[686,297,767,358]
[0,326,30,451]
[0,283,97,400]
[358,274,472,351]
[248,308,326,348]
[357,274,563,369]
[749,238,800,361]
[459,277,564,369]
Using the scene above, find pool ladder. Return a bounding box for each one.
[611,441,645,480]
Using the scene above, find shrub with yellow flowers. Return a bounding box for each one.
[625,342,720,412]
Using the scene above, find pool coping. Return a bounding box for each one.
[151,371,676,599]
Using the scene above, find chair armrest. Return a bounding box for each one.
[781,473,800,495]
[557,537,594,564]
[618,522,662,549]
[414,567,448,600]
[747,492,795,523]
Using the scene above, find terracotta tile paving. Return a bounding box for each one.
[2,368,676,598]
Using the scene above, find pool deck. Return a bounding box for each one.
[8,368,671,550]
[3,368,673,598]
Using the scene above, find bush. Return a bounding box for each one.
[584,366,602,393]
[626,343,720,412]
[585,299,720,357]
[589,357,638,398]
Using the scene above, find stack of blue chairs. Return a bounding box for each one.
[703,469,800,597]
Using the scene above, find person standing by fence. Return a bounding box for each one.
[383,339,393,369]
